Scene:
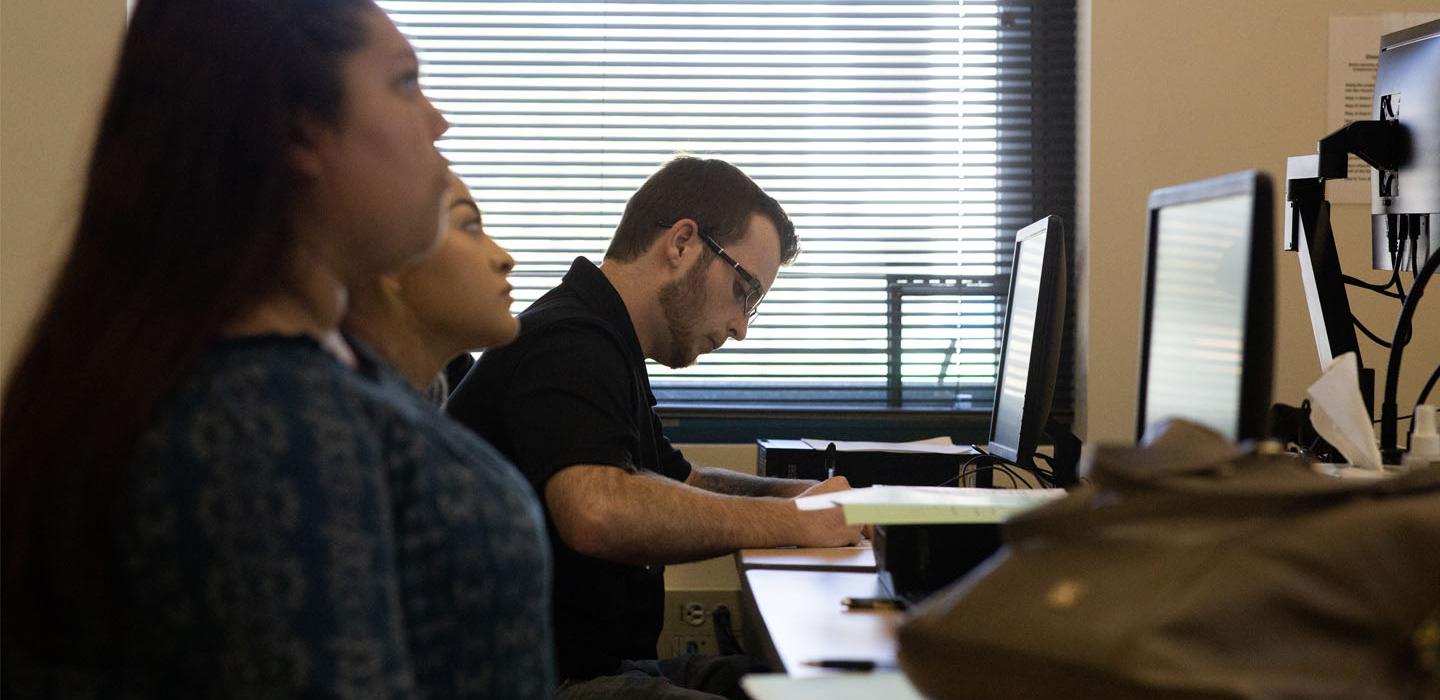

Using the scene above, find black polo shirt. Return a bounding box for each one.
[446,257,693,682]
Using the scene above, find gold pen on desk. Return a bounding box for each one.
[841,596,906,611]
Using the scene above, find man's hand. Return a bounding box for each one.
[793,476,874,542]
[791,500,864,547]
[789,475,863,547]
[793,474,853,498]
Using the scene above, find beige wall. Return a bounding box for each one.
[1081,0,1440,444]
[1,0,127,394]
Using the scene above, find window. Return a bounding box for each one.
[382,0,1075,441]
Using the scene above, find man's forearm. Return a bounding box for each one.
[685,465,817,498]
[546,466,854,566]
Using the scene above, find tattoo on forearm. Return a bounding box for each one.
[691,468,798,497]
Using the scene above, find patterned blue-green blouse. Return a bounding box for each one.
[101,335,553,697]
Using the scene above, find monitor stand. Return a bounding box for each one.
[1284,154,1375,418]
[1044,417,1082,487]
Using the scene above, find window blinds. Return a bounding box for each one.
[380,0,1075,417]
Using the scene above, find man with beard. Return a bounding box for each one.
[446,155,862,699]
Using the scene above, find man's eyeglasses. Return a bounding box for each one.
[698,232,765,321]
[656,221,765,321]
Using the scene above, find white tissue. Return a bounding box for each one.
[1305,352,1383,470]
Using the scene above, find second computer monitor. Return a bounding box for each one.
[988,216,1067,469]
[1136,170,1273,443]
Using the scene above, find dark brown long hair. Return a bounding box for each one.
[1,0,371,659]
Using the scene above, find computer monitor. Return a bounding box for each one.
[1370,19,1439,271]
[1136,171,1274,443]
[987,216,1067,471]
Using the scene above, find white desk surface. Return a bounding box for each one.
[742,568,902,678]
[742,671,924,700]
[735,541,877,572]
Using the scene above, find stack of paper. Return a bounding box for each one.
[798,437,978,455]
[794,485,1066,525]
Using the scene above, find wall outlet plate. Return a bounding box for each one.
[670,633,714,656]
[659,589,744,657]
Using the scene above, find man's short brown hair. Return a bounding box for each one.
[604,155,798,264]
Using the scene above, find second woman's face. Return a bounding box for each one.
[397,176,520,350]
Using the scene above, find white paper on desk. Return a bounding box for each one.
[799,437,977,455]
[742,671,924,700]
[1306,352,1383,470]
[794,485,1065,525]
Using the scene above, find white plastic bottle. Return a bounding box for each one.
[1402,404,1440,471]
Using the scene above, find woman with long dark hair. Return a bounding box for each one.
[1,1,552,696]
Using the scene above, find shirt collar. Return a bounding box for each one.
[559,256,646,366]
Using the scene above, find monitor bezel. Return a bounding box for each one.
[1135,170,1274,443]
[987,215,1067,467]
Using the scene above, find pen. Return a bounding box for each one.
[825,442,837,479]
[841,596,907,611]
[804,659,890,672]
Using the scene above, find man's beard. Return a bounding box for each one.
[655,259,710,369]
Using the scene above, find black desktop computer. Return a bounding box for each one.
[756,439,965,488]
[875,522,1003,606]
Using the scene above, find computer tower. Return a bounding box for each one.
[757,439,962,487]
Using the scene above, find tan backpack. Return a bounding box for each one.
[897,422,1440,699]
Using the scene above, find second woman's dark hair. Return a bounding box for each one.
[1,0,372,659]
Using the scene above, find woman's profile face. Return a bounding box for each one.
[397,175,520,350]
[300,5,452,282]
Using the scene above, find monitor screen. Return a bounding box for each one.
[1137,171,1273,443]
[988,216,1066,469]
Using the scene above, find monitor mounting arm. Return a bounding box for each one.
[1316,118,1410,180]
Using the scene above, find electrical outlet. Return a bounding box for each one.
[682,601,706,626]
[660,589,744,657]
